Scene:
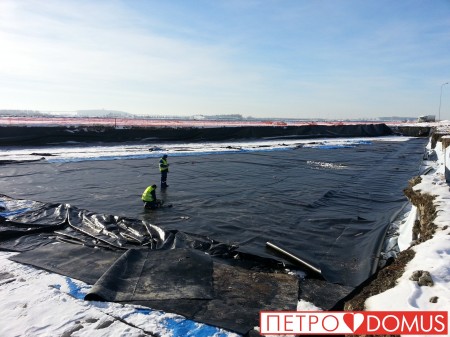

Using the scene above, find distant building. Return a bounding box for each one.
[417,115,436,122]
[76,110,133,118]
[191,114,244,120]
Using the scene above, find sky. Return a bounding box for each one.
[1,0,450,120]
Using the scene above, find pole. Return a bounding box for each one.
[266,241,322,275]
[439,82,449,121]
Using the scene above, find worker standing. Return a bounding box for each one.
[159,154,169,188]
[141,184,162,209]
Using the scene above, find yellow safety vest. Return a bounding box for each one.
[142,186,155,202]
[159,158,169,172]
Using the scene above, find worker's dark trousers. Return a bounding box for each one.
[143,201,158,209]
[161,171,168,187]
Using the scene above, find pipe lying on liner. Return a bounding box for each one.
[266,241,322,275]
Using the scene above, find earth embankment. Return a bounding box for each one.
[0,124,396,145]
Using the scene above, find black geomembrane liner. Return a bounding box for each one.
[0,128,427,334]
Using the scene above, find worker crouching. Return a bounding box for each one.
[142,184,163,209]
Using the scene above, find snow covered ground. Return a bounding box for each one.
[0,136,395,163]
[0,129,449,336]
[364,137,450,314]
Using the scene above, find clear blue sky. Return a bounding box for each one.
[1,0,449,119]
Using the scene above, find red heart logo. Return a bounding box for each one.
[343,313,354,331]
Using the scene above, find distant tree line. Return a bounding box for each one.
[0,110,47,117]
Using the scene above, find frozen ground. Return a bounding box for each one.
[0,128,449,336]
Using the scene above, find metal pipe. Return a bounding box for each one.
[266,241,322,275]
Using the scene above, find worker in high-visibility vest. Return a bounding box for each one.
[159,154,169,188]
[141,184,162,209]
